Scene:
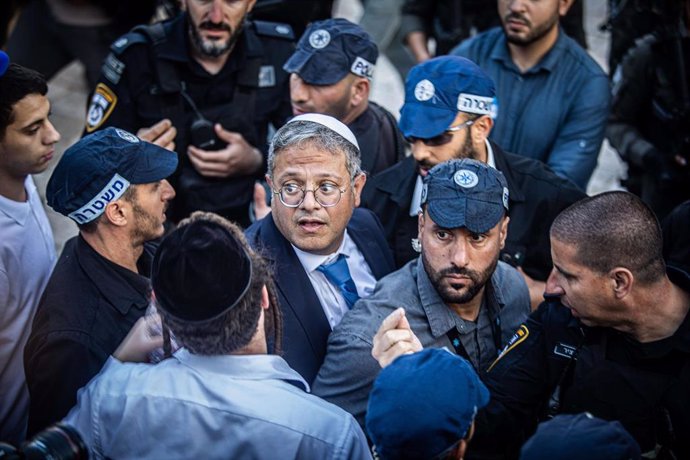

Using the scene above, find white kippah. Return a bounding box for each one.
[287,113,360,151]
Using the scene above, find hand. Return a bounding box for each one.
[137,119,177,152]
[372,308,423,368]
[253,182,272,221]
[517,267,546,311]
[187,124,263,178]
[113,316,164,363]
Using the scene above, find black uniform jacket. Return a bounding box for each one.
[361,141,586,280]
[473,267,690,459]
[245,208,395,384]
[24,236,155,436]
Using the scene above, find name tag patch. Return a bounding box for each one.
[553,342,577,359]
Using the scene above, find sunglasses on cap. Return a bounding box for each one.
[405,119,474,147]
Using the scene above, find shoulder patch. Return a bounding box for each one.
[487,324,529,372]
[102,53,125,85]
[110,31,149,55]
[252,20,295,40]
[85,83,118,133]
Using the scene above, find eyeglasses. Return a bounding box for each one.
[273,182,348,208]
[405,119,475,147]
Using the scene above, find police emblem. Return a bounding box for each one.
[85,83,118,133]
[115,129,139,143]
[309,29,331,49]
[414,79,435,101]
[454,170,479,188]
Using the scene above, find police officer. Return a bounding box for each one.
[85,0,295,226]
[469,192,690,459]
[607,0,690,220]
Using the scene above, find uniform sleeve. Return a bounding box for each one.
[25,335,108,436]
[83,44,151,136]
[606,37,657,168]
[546,72,611,189]
[471,305,555,456]
[311,321,382,430]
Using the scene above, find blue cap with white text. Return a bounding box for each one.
[399,55,497,139]
[47,127,177,224]
[283,18,378,85]
[422,158,509,233]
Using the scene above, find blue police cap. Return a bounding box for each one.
[366,348,490,460]
[399,56,498,139]
[520,413,641,460]
[283,18,378,85]
[422,158,509,234]
[47,127,178,224]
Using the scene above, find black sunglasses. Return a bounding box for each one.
[405,120,474,147]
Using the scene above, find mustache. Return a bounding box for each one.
[438,266,479,280]
[505,12,530,26]
[199,21,232,32]
[416,159,435,170]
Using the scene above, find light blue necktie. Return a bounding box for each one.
[316,254,360,309]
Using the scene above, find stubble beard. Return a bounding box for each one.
[503,11,560,47]
[422,249,498,305]
[188,15,246,58]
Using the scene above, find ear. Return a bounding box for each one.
[352,172,367,207]
[417,210,426,238]
[350,77,370,107]
[559,0,574,16]
[103,199,129,228]
[472,115,493,142]
[499,215,510,250]
[266,174,274,190]
[260,285,269,310]
[247,0,258,13]
[610,267,634,299]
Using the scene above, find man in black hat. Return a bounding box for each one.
[24,127,177,436]
[312,158,529,427]
[64,212,371,460]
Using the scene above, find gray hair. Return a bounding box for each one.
[267,121,362,181]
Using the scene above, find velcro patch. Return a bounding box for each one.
[102,53,125,85]
[68,174,130,224]
[457,93,497,117]
[258,65,276,88]
[85,83,117,133]
[351,56,375,79]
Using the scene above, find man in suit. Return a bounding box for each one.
[246,113,395,384]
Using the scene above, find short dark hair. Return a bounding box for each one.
[550,191,665,284]
[0,63,48,141]
[159,212,283,355]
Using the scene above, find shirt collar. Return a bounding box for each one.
[416,258,506,338]
[174,348,309,391]
[0,176,35,225]
[491,27,566,74]
[291,230,352,273]
[485,138,497,168]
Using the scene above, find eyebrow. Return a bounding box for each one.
[19,103,51,131]
[277,171,343,181]
[553,263,575,278]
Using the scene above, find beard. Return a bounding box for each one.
[422,249,498,305]
[130,200,165,245]
[188,15,245,58]
[502,11,560,46]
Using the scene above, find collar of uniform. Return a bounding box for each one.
[173,348,310,391]
[371,155,418,207]
[491,26,564,74]
[415,258,464,338]
[75,234,151,316]
[490,140,526,203]
[668,266,690,352]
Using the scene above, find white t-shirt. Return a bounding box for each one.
[0,176,56,444]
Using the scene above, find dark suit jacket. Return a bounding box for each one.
[361,142,586,280]
[245,207,395,384]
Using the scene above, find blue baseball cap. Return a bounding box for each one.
[520,413,641,460]
[283,18,378,85]
[399,56,498,139]
[366,348,490,460]
[47,127,178,224]
[422,158,509,233]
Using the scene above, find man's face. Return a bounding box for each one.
[545,237,621,327]
[184,0,256,58]
[419,210,508,307]
[498,0,568,46]
[290,73,356,121]
[267,142,366,255]
[127,179,176,244]
[0,94,60,179]
[410,113,480,177]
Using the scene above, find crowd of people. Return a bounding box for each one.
[1,0,689,459]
